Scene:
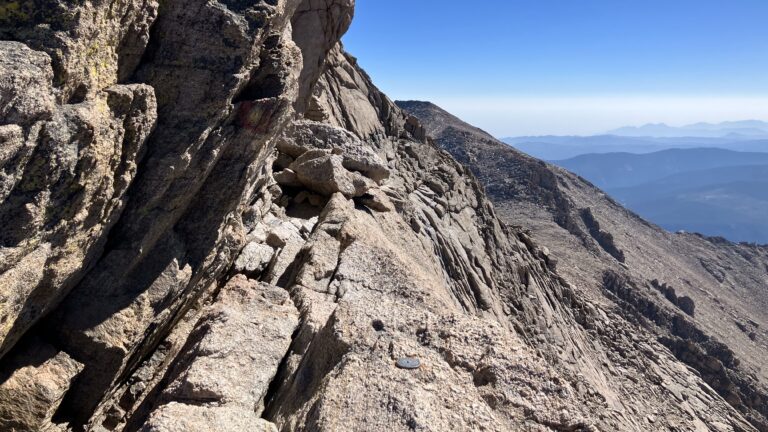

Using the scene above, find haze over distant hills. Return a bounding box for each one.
[608,120,768,138]
[502,134,768,161]
[555,149,768,243]
[555,148,768,189]
[502,120,768,161]
[609,165,768,243]
[501,122,768,243]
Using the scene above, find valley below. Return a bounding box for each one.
[506,132,768,244]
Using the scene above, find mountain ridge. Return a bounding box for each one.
[608,120,768,138]
[552,149,768,242]
[502,135,768,161]
[399,99,768,430]
[555,147,768,189]
[0,3,765,432]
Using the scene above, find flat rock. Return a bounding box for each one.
[158,275,299,413]
[140,403,277,432]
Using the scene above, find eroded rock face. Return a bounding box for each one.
[400,99,768,431]
[0,1,764,432]
[0,40,157,359]
[0,0,324,428]
[134,275,297,432]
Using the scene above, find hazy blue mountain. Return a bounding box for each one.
[609,165,768,195]
[553,148,768,189]
[501,135,768,160]
[548,148,768,243]
[608,120,768,138]
[502,130,768,243]
[608,165,768,243]
[502,135,678,160]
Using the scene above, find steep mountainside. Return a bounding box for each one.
[399,100,768,431]
[0,2,763,431]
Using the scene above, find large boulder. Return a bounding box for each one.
[288,149,373,198]
[140,275,299,423]
[279,120,391,182]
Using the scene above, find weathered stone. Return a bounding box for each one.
[274,168,303,188]
[282,120,391,182]
[134,275,298,431]
[0,42,55,126]
[266,220,302,249]
[0,1,765,432]
[140,403,277,432]
[290,151,373,197]
[357,188,394,212]
[0,342,83,431]
[294,228,341,294]
[12,1,307,422]
[0,74,157,359]
[0,0,159,102]
[233,242,275,275]
[274,151,295,169]
[155,275,298,414]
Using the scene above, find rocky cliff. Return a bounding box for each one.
[399,100,768,431]
[0,1,763,431]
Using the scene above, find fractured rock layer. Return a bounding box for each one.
[0,1,764,431]
[400,99,768,431]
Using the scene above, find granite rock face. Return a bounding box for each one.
[0,39,157,360]
[400,99,768,431]
[0,1,763,431]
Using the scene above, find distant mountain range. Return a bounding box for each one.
[501,120,768,160]
[554,148,768,243]
[608,120,768,138]
[609,165,768,244]
[554,148,768,189]
[500,123,768,243]
[501,135,768,160]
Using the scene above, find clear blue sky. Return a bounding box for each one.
[342,1,768,136]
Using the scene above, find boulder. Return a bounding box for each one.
[273,168,302,188]
[233,242,275,275]
[287,120,391,182]
[0,343,83,431]
[290,150,372,197]
[156,276,298,413]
